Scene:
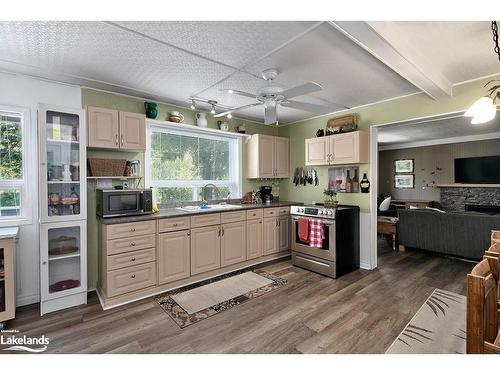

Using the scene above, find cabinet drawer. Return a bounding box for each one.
[106,220,155,240]
[263,207,280,217]
[190,213,221,228]
[107,247,156,271]
[246,209,263,220]
[278,206,290,216]
[106,262,156,297]
[221,210,246,224]
[106,234,156,255]
[158,216,190,233]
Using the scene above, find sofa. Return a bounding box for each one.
[397,209,500,260]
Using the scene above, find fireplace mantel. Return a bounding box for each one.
[435,183,500,188]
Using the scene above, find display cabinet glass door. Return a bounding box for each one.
[39,106,86,222]
[40,222,86,300]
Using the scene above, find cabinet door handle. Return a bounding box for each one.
[187,232,190,237]
[131,274,136,279]
[173,223,178,227]
[131,257,136,262]
[218,227,221,237]
[131,242,136,246]
[276,219,278,227]
[259,220,262,224]
[121,134,124,146]
[130,228,135,232]
[221,227,225,236]
[115,134,119,146]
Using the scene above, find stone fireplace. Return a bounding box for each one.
[440,187,500,212]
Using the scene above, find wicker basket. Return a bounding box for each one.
[88,158,126,177]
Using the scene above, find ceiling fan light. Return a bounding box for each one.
[464,96,494,117]
[227,113,232,119]
[210,105,216,115]
[190,100,196,110]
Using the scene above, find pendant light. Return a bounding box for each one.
[464,22,499,124]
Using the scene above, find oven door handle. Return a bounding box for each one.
[291,216,335,226]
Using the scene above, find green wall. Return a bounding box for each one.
[277,75,500,212]
[81,88,278,289]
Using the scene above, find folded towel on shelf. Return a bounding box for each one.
[298,217,310,242]
[309,219,325,248]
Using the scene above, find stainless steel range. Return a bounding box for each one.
[290,205,359,278]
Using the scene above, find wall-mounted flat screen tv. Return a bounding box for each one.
[454,155,500,184]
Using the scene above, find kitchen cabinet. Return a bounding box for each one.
[119,111,146,150]
[87,106,146,150]
[247,134,289,178]
[87,106,119,149]
[0,230,18,328]
[221,221,246,267]
[158,230,190,285]
[305,131,369,166]
[305,137,330,166]
[246,218,263,260]
[190,225,221,275]
[278,216,291,252]
[263,217,279,255]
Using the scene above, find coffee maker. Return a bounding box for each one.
[259,186,274,204]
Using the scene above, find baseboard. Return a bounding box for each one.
[360,261,373,270]
[16,294,40,307]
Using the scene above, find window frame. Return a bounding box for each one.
[0,105,33,225]
[145,121,243,202]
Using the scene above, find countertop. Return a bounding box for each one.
[98,201,303,225]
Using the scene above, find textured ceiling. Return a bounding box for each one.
[378,112,500,147]
[0,21,497,125]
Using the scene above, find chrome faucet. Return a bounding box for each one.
[202,183,219,203]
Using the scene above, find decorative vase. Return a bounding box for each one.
[144,102,158,119]
[196,112,208,128]
[360,172,370,193]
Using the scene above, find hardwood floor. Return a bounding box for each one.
[4,247,473,354]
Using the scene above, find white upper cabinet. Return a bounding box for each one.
[87,106,145,150]
[305,131,369,166]
[247,134,290,179]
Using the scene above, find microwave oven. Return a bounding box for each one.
[96,188,153,218]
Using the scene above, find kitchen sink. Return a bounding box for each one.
[176,203,242,212]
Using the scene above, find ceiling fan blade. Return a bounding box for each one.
[281,100,333,113]
[280,82,322,99]
[220,89,257,99]
[264,105,277,125]
[213,102,263,118]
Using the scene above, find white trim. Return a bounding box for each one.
[328,21,452,99]
[379,131,500,151]
[283,92,422,126]
[0,105,33,226]
[145,119,244,201]
[451,72,500,88]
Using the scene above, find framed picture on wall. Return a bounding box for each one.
[394,174,415,189]
[394,159,414,173]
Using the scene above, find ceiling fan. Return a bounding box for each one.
[214,69,342,125]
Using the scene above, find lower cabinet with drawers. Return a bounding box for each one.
[97,205,293,309]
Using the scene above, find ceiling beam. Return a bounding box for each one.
[328,21,452,100]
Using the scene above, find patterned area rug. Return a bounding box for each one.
[155,269,287,328]
[386,289,466,354]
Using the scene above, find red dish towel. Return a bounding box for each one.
[298,217,310,242]
[309,219,325,248]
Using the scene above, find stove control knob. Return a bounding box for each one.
[327,210,333,216]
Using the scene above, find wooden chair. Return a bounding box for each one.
[466,259,500,354]
[492,230,500,245]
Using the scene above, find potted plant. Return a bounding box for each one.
[323,188,338,208]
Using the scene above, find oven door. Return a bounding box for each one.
[291,215,336,262]
[102,191,142,217]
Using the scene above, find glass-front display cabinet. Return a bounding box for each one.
[40,222,87,315]
[39,105,86,222]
